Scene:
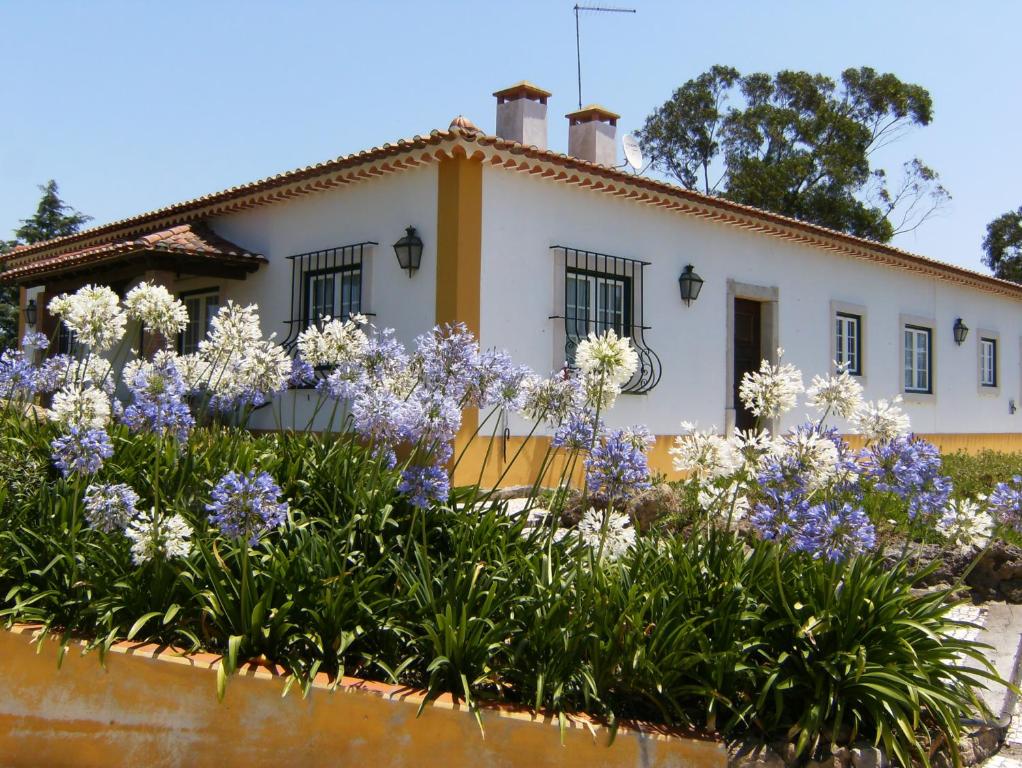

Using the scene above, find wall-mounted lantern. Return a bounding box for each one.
[392,226,424,277]
[24,299,37,327]
[678,264,703,306]
[953,317,969,345]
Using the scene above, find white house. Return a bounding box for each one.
[5,81,1021,483]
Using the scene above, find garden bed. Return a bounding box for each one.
[0,623,724,768]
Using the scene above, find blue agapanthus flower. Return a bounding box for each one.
[20,330,49,351]
[83,482,139,533]
[397,464,450,509]
[795,502,876,562]
[206,470,289,544]
[0,348,37,399]
[413,322,481,400]
[552,410,600,451]
[750,489,811,543]
[288,357,315,388]
[862,435,951,519]
[989,475,1022,531]
[51,427,114,478]
[121,357,194,442]
[585,427,652,507]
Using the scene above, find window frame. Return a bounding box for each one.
[564,266,632,353]
[302,263,363,329]
[903,323,933,395]
[977,329,1000,394]
[835,312,862,376]
[829,301,867,382]
[177,287,221,356]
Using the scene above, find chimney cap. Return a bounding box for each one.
[493,81,552,105]
[449,114,482,134]
[565,104,620,127]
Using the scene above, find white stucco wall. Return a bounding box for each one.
[480,166,1022,437]
[183,165,439,429]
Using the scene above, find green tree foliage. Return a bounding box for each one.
[0,180,91,348]
[638,66,949,243]
[982,206,1022,282]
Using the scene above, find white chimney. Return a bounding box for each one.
[493,81,551,149]
[566,105,619,166]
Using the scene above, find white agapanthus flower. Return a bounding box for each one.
[670,422,739,481]
[850,396,911,443]
[937,498,994,551]
[125,510,193,566]
[37,354,114,395]
[48,385,112,430]
[173,353,210,391]
[780,428,839,489]
[738,349,804,421]
[124,281,190,338]
[697,481,750,522]
[729,428,777,474]
[520,374,582,424]
[121,349,180,385]
[806,367,864,420]
[574,329,638,388]
[297,315,369,367]
[577,507,636,561]
[231,341,292,399]
[47,284,127,352]
[199,301,263,360]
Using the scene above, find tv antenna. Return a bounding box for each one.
[574,4,636,110]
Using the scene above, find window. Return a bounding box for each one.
[282,241,375,350]
[305,265,361,327]
[980,337,997,387]
[179,290,220,355]
[566,269,629,351]
[835,312,861,375]
[903,325,932,394]
[551,245,661,393]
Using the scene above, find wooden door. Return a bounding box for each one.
[733,299,762,431]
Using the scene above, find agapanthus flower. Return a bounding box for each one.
[398,464,450,509]
[473,349,531,412]
[585,427,652,507]
[125,510,192,565]
[729,428,776,475]
[35,354,114,395]
[351,386,412,459]
[738,350,804,421]
[297,315,368,367]
[850,396,911,444]
[573,329,638,388]
[520,372,582,425]
[938,498,994,550]
[20,330,49,351]
[862,435,951,520]
[579,369,621,411]
[83,483,139,533]
[775,424,840,491]
[552,409,600,451]
[806,367,864,420]
[48,385,112,430]
[670,422,738,482]
[288,357,315,388]
[121,354,194,441]
[750,488,810,544]
[576,507,636,561]
[50,426,113,477]
[0,348,37,399]
[206,470,289,544]
[124,281,190,338]
[697,481,750,522]
[47,284,126,352]
[988,476,1022,532]
[795,502,876,562]
[412,322,481,400]
[198,301,263,360]
[206,338,291,412]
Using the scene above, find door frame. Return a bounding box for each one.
[725,279,779,434]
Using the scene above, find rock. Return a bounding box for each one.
[626,483,681,532]
[850,745,886,768]
[729,742,786,768]
[964,723,1006,765]
[807,757,844,768]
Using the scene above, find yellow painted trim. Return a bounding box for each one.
[0,626,725,768]
[436,155,484,481]
[457,433,1022,488]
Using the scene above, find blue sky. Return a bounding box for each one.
[1,1,1018,272]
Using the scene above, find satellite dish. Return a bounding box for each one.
[622,133,643,171]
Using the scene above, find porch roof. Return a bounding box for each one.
[1,222,265,285]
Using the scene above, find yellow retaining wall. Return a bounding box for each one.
[0,625,725,768]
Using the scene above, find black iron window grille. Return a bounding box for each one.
[282,241,376,349]
[549,245,662,394]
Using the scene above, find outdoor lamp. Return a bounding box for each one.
[678,264,703,306]
[953,317,969,345]
[393,226,423,277]
[24,299,37,326]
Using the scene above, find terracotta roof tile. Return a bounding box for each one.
[1,222,265,282]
